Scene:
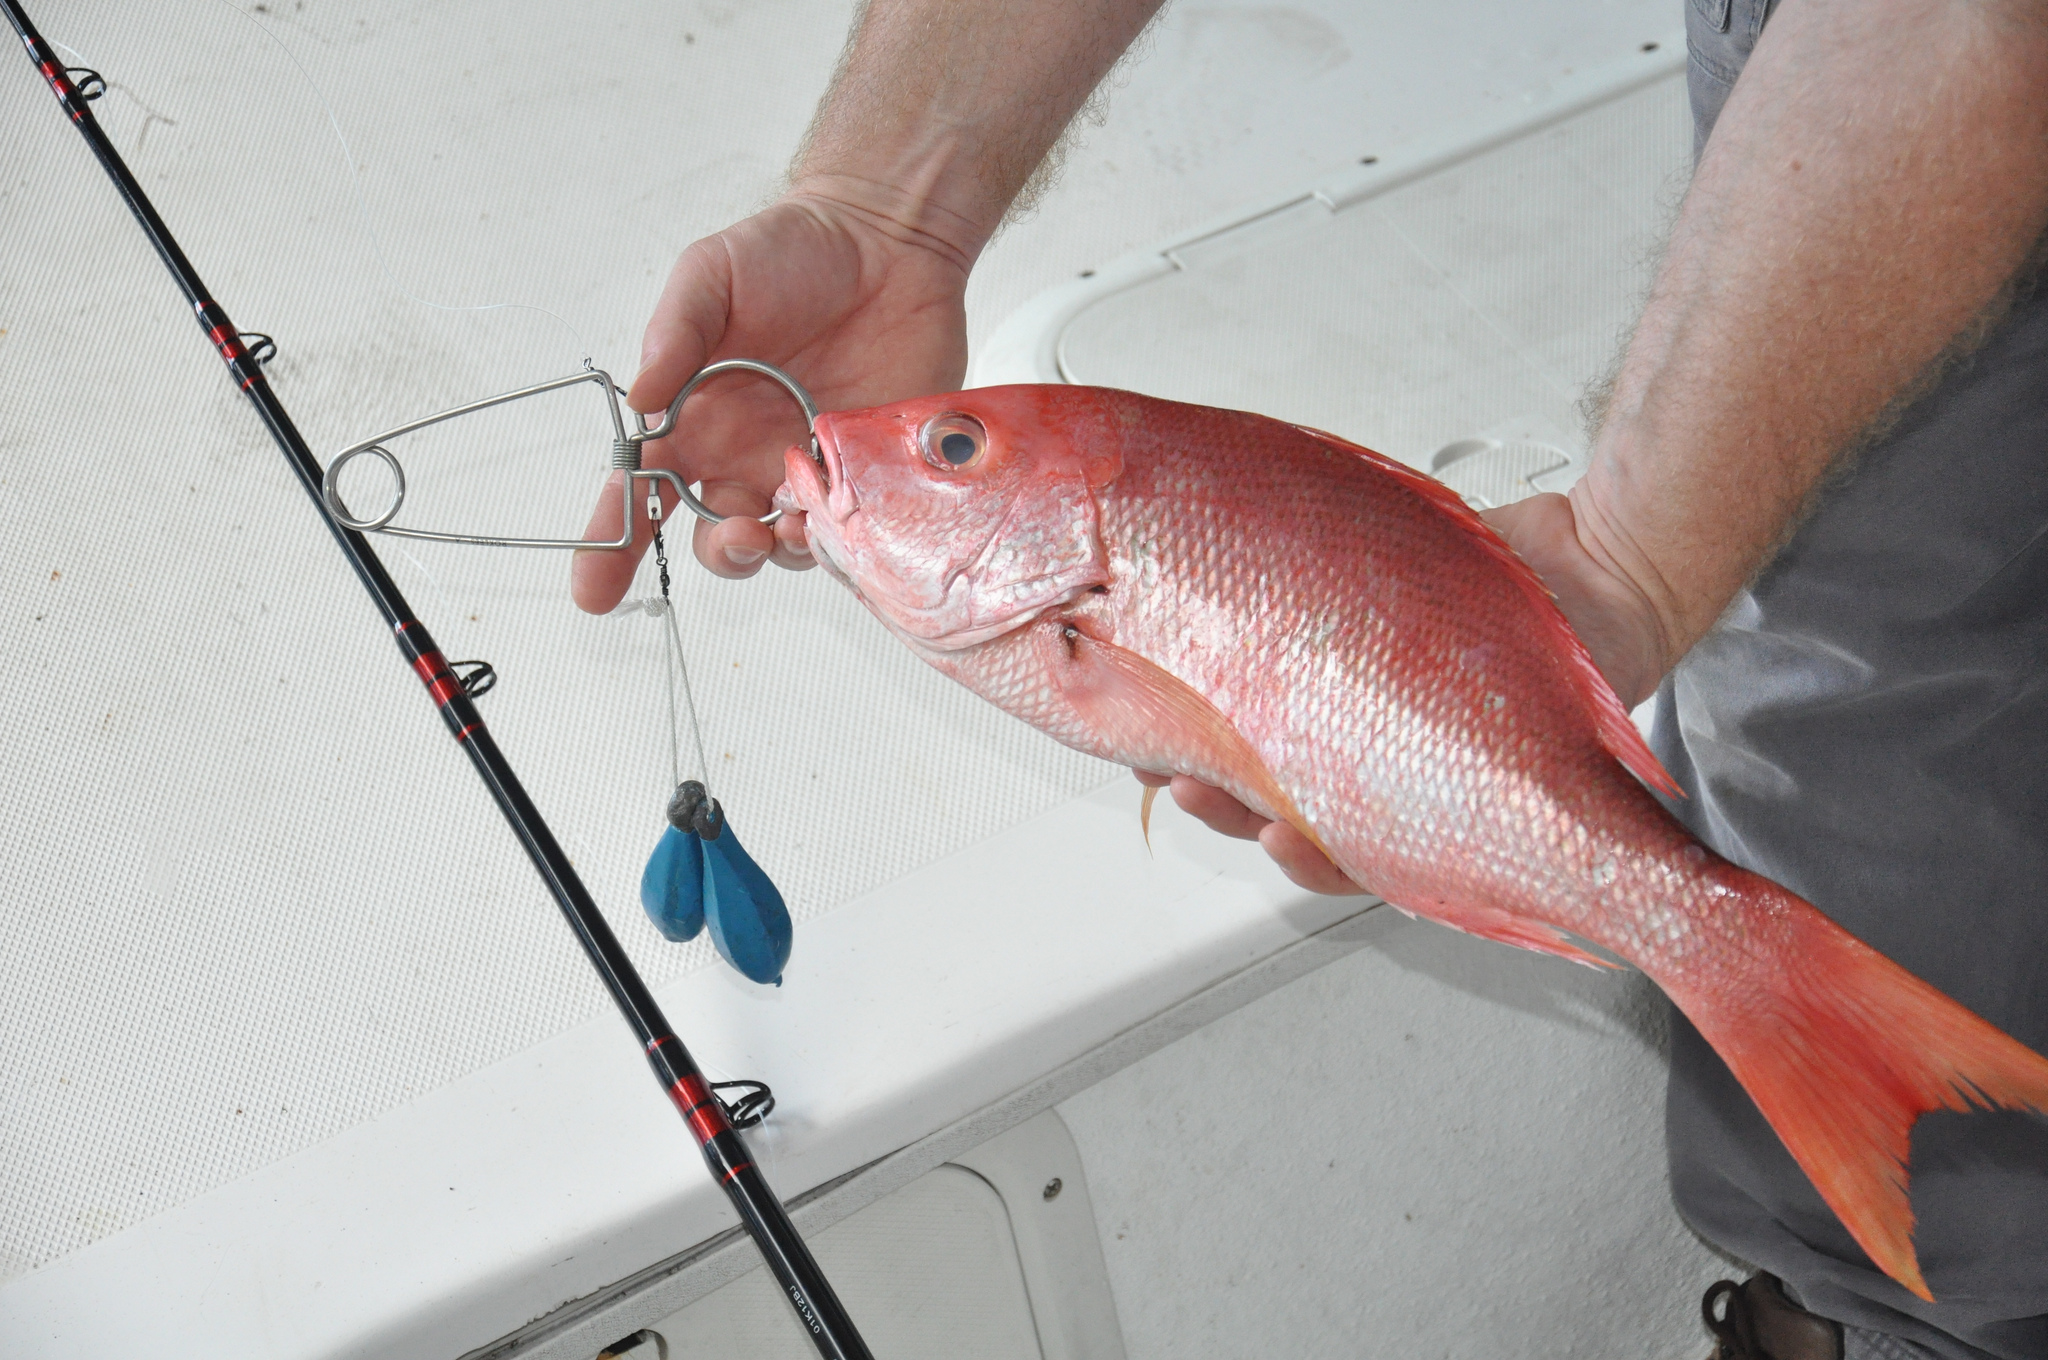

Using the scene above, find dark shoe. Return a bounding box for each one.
[1703,1274,1844,1360]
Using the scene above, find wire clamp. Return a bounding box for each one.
[319,359,821,549]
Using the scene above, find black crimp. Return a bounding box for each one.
[666,780,725,840]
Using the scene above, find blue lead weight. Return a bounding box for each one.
[700,816,791,987]
[638,781,791,986]
[639,822,705,943]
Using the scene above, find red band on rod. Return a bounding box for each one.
[667,1074,730,1145]
[410,649,463,706]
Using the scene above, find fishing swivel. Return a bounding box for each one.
[320,358,821,548]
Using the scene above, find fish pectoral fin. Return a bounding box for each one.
[1140,783,1158,853]
[1413,897,1621,971]
[1042,621,1326,856]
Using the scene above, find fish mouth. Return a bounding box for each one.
[809,415,855,522]
[776,420,856,591]
[776,416,851,524]
[812,416,845,507]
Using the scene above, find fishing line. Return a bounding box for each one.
[207,0,712,814]
[208,0,592,362]
[391,540,464,617]
[202,0,731,805]
[651,519,714,797]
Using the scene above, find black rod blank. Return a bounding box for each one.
[4,8,870,1355]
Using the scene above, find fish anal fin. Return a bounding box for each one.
[1041,621,1328,858]
[1421,898,1621,971]
[1288,422,1681,799]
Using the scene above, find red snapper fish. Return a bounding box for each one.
[776,384,2048,1300]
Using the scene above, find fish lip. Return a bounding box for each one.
[777,424,852,530]
[810,415,854,520]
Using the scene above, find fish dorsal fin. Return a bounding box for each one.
[1289,423,1681,799]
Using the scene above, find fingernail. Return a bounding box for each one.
[786,539,812,556]
[724,545,767,566]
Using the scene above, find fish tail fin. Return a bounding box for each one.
[1678,878,2048,1302]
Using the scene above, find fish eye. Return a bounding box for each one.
[920,413,987,470]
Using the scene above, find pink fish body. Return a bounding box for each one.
[779,384,2048,1300]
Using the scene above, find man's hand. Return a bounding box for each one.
[571,0,1166,615]
[1134,769,1370,895]
[1482,490,1671,709]
[1136,491,1663,896]
[570,195,970,612]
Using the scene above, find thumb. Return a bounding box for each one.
[628,234,733,416]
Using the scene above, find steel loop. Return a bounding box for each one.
[324,444,407,532]
[318,359,817,546]
[631,358,824,528]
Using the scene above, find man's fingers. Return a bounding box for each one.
[572,469,803,604]
[627,237,729,418]
[771,511,816,571]
[691,480,781,578]
[1478,491,1571,543]
[1483,490,1669,706]
[1151,770,1367,896]
[579,237,728,614]
[570,471,654,614]
[1258,822,1369,896]
[1168,775,1269,841]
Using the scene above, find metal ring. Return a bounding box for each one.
[324,444,407,532]
[631,358,823,528]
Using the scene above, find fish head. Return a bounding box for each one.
[778,386,1124,650]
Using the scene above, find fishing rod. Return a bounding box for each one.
[6,7,872,1355]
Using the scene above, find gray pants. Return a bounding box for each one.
[1659,2,2048,1357]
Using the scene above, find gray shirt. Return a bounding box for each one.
[1656,3,2048,1356]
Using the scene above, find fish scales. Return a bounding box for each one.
[984,396,1704,971]
[780,383,2048,1300]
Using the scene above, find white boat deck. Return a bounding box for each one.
[0,2,1730,1355]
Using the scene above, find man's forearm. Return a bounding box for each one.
[1576,0,2048,676]
[791,0,1165,270]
